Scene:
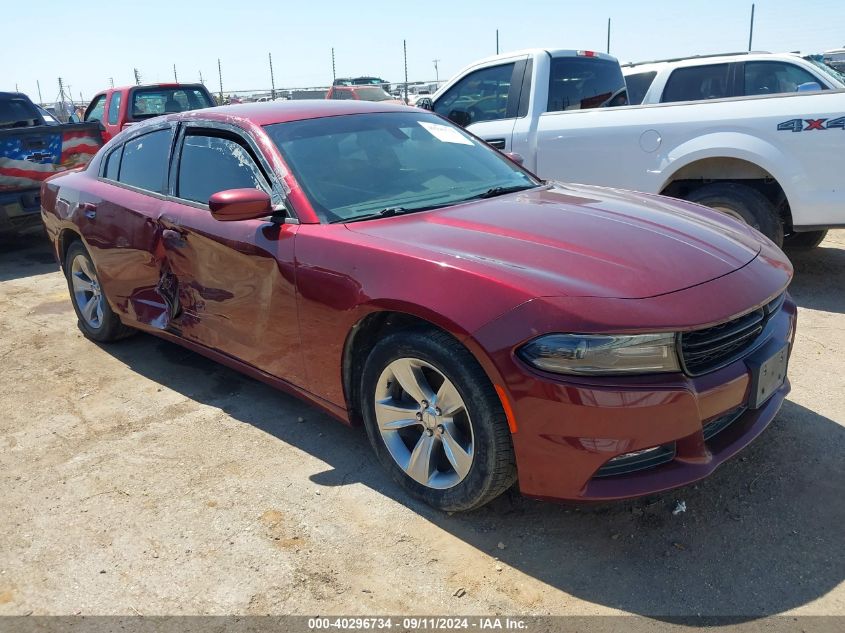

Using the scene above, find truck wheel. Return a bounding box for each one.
[360,328,517,512]
[782,230,828,250]
[684,183,784,247]
[65,241,134,342]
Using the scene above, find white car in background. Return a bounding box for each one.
[623,52,845,105]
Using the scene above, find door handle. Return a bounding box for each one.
[162,228,187,248]
[485,138,506,149]
[78,201,97,219]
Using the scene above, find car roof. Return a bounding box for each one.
[166,99,415,126]
[621,51,801,71]
[99,83,208,94]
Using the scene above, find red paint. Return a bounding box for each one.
[41,101,795,503]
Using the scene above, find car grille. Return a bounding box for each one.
[680,293,785,375]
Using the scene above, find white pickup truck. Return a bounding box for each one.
[422,48,845,248]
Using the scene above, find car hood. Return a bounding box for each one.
[345,183,765,299]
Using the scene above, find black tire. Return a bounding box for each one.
[782,229,828,251]
[684,182,784,247]
[360,328,517,512]
[64,241,134,342]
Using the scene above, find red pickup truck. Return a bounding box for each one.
[83,83,215,142]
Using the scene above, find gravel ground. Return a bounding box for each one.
[0,231,843,619]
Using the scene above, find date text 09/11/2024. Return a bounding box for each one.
[307,617,528,630]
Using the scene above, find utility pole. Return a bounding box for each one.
[607,18,611,54]
[37,80,43,104]
[748,3,755,51]
[496,29,499,55]
[269,52,276,100]
[403,40,409,104]
[331,47,336,82]
[218,58,223,103]
[433,58,440,82]
[15,83,19,92]
[199,70,204,85]
[133,68,141,85]
[108,77,114,88]
[173,64,178,82]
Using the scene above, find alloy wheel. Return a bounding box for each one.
[70,254,104,329]
[374,358,474,489]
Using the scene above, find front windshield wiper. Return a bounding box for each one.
[465,184,538,200]
[341,206,410,223]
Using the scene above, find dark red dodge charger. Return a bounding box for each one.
[41,101,795,511]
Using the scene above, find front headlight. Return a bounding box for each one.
[517,333,680,376]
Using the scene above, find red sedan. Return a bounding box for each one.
[41,101,795,511]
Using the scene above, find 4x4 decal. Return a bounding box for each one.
[777,117,845,132]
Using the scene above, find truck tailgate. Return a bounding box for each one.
[0,122,102,192]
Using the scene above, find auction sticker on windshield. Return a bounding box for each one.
[418,121,473,145]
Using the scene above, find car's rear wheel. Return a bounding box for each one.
[684,182,784,247]
[65,241,134,342]
[360,328,516,511]
[782,229,828,250]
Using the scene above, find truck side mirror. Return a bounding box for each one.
[447,109,472,128]
[416,97,433,110]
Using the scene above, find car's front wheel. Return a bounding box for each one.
[360,328,516,511]
[64,241,134,342]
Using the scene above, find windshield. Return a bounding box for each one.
[805,57,845,86]
[131,87,213,119]
[265,112,539,223]
[354,87,393,102]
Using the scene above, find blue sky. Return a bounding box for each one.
[3,0,843,101]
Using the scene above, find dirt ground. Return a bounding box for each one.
[0,230,843,620]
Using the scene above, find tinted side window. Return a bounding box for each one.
[744,61,826,95]
[547,57,627,112]
[177,134,268,205]
[107,92,121,125]
[625,71,657,105]
[434,63,515,124]
[662,64,731,102]
[85,95,106,122]
[103,145,122,180]
[118,129,173,193]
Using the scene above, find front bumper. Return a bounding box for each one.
[480,295,797,502]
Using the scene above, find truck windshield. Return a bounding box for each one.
[0,97,41,128]
[131,87,213,120]
[266,112,539,223]
[547,57,628,112]
[805,57,845,87]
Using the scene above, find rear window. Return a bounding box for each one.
[130,87,213,120]
[0,97,41,128]
[117,128,173,193]
[547,57,627,112]
[625,71,657,105]
[662,64,731,103]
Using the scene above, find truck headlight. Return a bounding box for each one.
[518,333,680,376]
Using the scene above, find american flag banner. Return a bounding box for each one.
[0,124,102,192]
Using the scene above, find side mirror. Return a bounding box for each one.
[796,81,822,93]
[503,152,525,166]
[209,188,272,221]
[416,97,433,110]
[447,109,472,127]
